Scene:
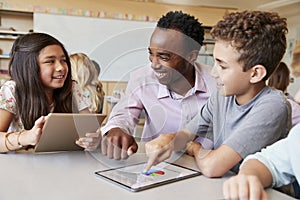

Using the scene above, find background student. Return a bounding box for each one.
[99,10,216,160]
[0,33,97,153]
[223,35,300,200]
[268,61,300,126]
[291,41,300,104]
[268,62,294,99]
[144,10,291,178]
[70,53,105,113]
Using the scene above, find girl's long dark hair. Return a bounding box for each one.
[268,62,290,92]
[9,32,75,129]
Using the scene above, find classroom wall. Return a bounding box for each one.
[2,0,235,26]
[2,0,300,96]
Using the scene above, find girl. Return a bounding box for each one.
[268,62,300,127]
[291,41,300,104]
[70,53,105,113]
[0,32,99,152]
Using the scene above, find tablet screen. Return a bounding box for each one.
[95,162,201,192]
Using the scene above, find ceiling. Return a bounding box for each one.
[137,0,300,17]
[153,0,300,10]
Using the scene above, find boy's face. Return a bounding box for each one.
[211,40,253,101]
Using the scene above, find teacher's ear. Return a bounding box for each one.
[187,50,199,64]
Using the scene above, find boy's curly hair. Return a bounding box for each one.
[211,10,288,80]
[157,10,204,52]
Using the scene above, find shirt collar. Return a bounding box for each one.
[157,84,170,99]
[156,62,208,99]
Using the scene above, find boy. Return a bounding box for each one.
[223,34,300,200]
[144,10,291,177]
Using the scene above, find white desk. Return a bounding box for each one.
[0,148,295,200]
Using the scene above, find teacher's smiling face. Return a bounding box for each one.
[148,28,194,87]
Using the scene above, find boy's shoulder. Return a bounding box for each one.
[251,87,291,127]
[256,87,288,104]
[213,87,290,110]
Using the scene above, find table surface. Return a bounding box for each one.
[0,145,295,200]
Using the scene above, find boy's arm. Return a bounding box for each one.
[223,159,272,200]
[188,143,242,177]
[199,93,290,177]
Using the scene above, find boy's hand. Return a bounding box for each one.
[186,141,202,156]
[143,133,175,173]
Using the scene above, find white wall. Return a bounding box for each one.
[34,13,156,81]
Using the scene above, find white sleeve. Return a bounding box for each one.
[242,125,300,187]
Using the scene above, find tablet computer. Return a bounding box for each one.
[94,162,201,192]
[33,113,106,153]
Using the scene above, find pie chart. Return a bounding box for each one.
[143,169,165,176]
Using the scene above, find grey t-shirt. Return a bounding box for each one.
[186,86,291,159]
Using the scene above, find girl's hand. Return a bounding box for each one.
[21,116,46,146]
[76,128,102,151]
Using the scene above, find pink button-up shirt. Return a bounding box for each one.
[101,62,216,145]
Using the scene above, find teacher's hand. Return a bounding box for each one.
[101,128,138,160]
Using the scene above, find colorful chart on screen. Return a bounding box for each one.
[143,169,165,176]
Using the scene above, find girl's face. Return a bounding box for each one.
[38,45,68,93]
[211,40,253,104]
